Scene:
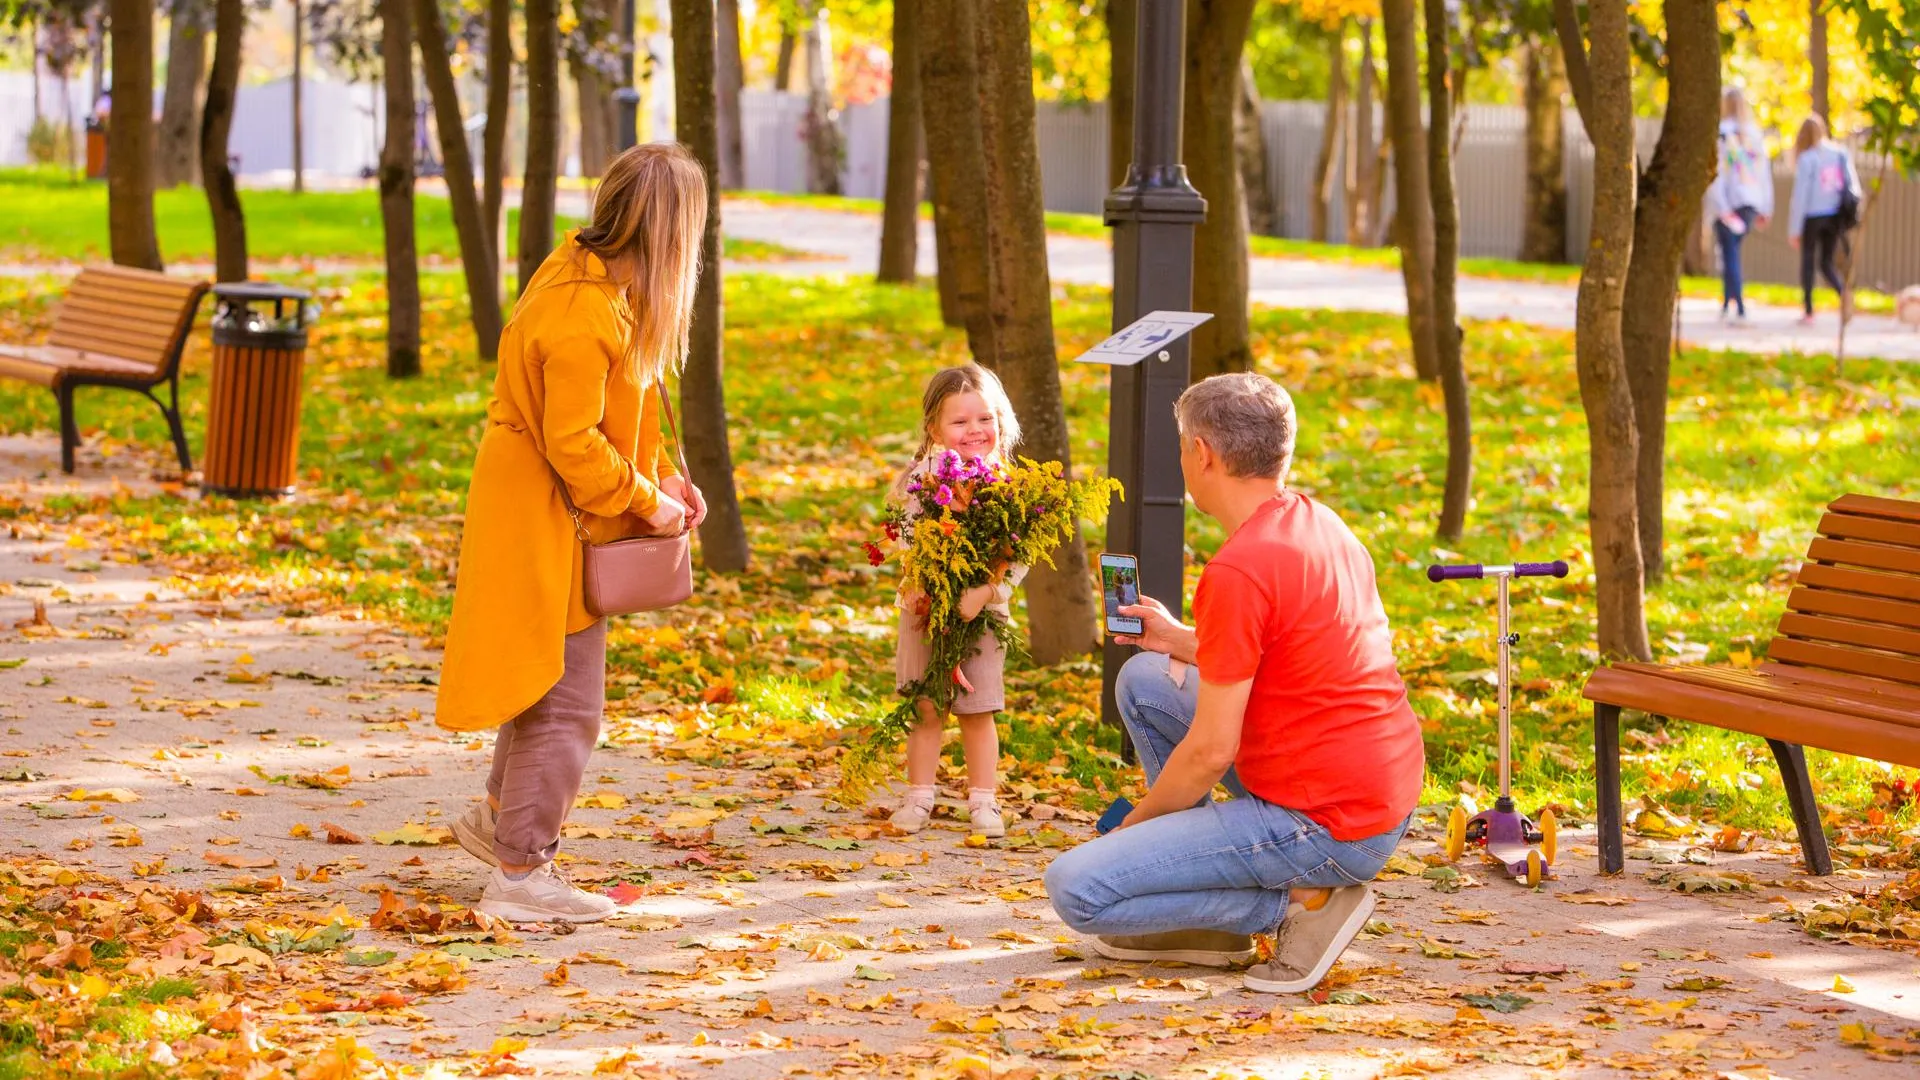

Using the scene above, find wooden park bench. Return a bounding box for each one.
[1585,494,1920,876]
[0,266,208,475]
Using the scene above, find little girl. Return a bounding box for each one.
[889,364,1026,838]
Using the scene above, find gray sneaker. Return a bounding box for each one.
[451,801,498,867]
[477,864,616,923]
[1243,884,1376,993]
[1092,929,1256,967]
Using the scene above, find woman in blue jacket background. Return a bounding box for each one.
[1788,115,1862,325]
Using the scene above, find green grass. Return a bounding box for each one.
[0,269,1913,852]
[0,168,809,265]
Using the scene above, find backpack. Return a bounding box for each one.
[1835,152,1862,231]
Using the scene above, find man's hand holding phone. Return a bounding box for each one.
[1113,593,1199,666]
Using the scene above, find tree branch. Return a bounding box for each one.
[1553,0,1596,127]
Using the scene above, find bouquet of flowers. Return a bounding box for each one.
[838,450,1121,803]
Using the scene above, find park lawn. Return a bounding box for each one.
[0,168,811,265]
[731,188,1899,315]
[0,271,1914,857]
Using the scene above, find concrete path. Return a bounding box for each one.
[719,200,1920,365]
[3,435,1916,1078]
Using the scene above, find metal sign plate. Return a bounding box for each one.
[1071,310,1214,366]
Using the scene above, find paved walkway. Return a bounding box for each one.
[2,436,1915,1078]
[718,200,1920,365]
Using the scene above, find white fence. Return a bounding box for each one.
[748,91,1920,294]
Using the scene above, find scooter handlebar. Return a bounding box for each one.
[1426,560,1569,583]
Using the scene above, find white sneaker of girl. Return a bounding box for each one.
[967,792,1007,839]
[890,785,937,833]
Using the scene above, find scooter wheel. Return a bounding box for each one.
[1539,808,1558,866]
[1444,805,1468,862]
[1524,849,1546,888]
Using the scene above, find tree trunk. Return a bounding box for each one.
[671,0,751,573]
[1562,0,1650,662]
[1107,0,1135,190]
[717,0,745,188]
[292,0,304,193]
[107,0,162,270]
[1809,0,1829,124]
[380,0,422,379]
[976,0,1100,663]
[155,0,208,189]
[200,0,246,282]
[1311,22,1347,243]
[774,28,796,90]
[483,0,510,285]
[920,1,992,346]
[519,0,561,293]
[1185,0,1258,383]
[1521,41,1568,263]
[1382,0,1437,380]
[569,0,614,181]
[417,0,504,361]
[876,0,922,284]
[803,5,842,195]
[1425,0,1470,540]
[1237,58,1277,237]
[1620,0,1719,584]
[1347,18,1377,245]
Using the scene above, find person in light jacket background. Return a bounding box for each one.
[1704,88,1772,325]
[1788,115,1862,325]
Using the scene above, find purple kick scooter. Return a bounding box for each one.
[1427,559,1571,886]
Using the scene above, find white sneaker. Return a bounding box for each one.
[889,798,935,833]
[451,801,498,867]
[477,864,616,923]
[967,800,1006,839]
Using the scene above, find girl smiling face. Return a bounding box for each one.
[935,391,1001,460]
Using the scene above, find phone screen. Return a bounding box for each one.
[1101,553,1143,636]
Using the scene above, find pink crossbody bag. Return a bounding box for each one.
[550,390,695,617]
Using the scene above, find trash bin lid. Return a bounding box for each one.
[212,282,313,303]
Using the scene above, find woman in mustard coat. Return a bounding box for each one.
[437,144,709,922]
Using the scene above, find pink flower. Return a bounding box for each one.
[934,485,954,506]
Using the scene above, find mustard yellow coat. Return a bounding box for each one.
[436,235,677,732]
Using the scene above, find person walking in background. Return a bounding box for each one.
[1788,115,1862,326]
[1705,88,1772,325]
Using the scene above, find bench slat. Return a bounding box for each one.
[1755,661,1920,705]
[1804,538,1920,576]
[47,317,177,354]
[1583,666,1920,767]
[42,328,168,368]
[1777,612,1920,660]
[1786,586,1920,632]
[1832,494,1920,524]
[66,269,202,303]
[1796,563,1920,605]
[1818,512,1920,550]
[1606,662,1920,724]
[56,291,204,325]
[1768,637,1920,686]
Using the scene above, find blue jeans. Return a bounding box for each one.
[1714,206,1758,315]
[1045,653,1410,937]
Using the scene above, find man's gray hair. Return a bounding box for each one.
[1174,373,1296,480]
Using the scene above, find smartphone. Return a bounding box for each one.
[1096,797,1134,835]
[1100,552,1143,636]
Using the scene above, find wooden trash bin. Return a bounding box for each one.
[202,283,314,499]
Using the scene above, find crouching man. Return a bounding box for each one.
[1045,373,1425,993]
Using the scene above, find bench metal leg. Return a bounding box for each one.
[150,378,192,474]
[54,383,78,474]
[1766,739,1833,876]
[1594,702,1624,874]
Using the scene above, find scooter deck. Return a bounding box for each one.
[1486,839,1552,878]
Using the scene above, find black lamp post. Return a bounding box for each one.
[1101,0,1206,737]
[614,0,641,150]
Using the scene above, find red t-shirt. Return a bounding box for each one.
[1193,492,1424,840]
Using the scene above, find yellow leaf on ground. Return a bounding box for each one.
[1832,975,1856,993]
[575,790,628,810]
[67,788,139,803]
[875,892,911,909]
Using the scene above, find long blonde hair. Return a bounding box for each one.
[573,143,709,384]
[1721,87,1761,153]
[1794,114,1830,158]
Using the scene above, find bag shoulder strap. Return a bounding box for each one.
[550,380,689,540]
